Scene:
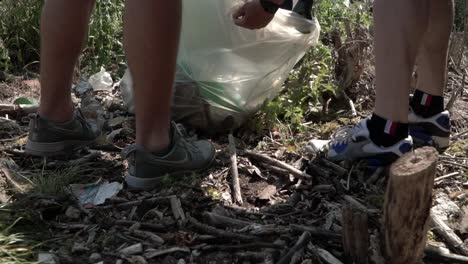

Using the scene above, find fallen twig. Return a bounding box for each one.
[244,150,312,180]
[277,231,312,264]
[310,244,344,264]
[0,104,38,116]
[430,211,468,256]
[145,247,190,259]
[290,224,342,241]
[441,160,468,170]
[201,242,284,251]
[452,129,468,140]
[187,215,256,242]
[320,158,348,177]
[342,91,358,117]
[99,196,169,209]
[260,162,290,178]
[366,167,384,184]
[0,167,26,193]
[424,245,468,264]
[343,195,368,212]
[229,134,243,205]
[447,72,465,111]
[169,195,186,225]
[114,220,167,232]
[434,171,460,184]
[203,212,252,229]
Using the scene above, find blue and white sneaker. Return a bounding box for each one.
[326,119,413,164]
[408,109,451,150]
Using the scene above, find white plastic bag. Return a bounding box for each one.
[89,67,113,91]
[121,0,320,133]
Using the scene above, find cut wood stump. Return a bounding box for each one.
[383,147,438,264]
[342,206,369,264]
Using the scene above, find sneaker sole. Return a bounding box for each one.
[125,154,216,190]
[25,140,94,157]
[410,133,450,151]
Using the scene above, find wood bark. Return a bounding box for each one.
[342,206,369,264]
[383,147,438,264]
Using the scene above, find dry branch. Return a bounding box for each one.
[290,224,342,241]
[169,195,186,224]
[187,215,255,242]
[203,212,252,229]
[424,245,468,263]
[431,211,468,256]
[277,231,311,264]
[244,150,312,180]
[229,134,243,205]
[0,104,38,116]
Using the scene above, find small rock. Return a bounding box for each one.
[108,116,126,128]
[128,255,148,264]
[38,253,59,264]
[129,222,141,232]
[432,193,461,222]
[72,242,89,254]
[257,185,277,201]
[177,259,186,264]
[65,206,81,220]
[274,147,287,159]
[73,78,92,94]
[23,79,41,91]
[106,128,123,143]
[89,253,102,262]
[120,243,143,255]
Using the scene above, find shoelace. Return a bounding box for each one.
[174,124,200,154]
[330,125,358,146]
[75,109,94,133]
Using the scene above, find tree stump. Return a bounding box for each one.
[383,147,438,264]
[342,206,369,264]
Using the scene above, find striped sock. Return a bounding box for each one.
[367,114,409,147]
[410,90,444,118]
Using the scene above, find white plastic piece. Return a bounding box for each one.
[89,68,113,91]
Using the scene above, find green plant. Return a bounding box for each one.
[454,0,467,32]
[0,0,125,76]
[258,0,372,133]
[83,0,125,74]
[0,215,39,263]
[0,0,42,74]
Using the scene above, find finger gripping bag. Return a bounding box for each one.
[120,0,320,134]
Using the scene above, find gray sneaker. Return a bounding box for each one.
[122,123,216,190]
[25,110,100,157]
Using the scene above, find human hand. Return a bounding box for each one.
[233,0,276,30]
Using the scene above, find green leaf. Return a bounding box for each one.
[13,97,38,106]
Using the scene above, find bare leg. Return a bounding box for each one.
[123,0,181,153]
[416,0,454,97]
[373,0,430,122]
[38,0,95,122]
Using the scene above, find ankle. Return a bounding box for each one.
[368,114,409,148]
[38,103,74,123]
[137,133,172,156]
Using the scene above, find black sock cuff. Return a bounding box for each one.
[368,114,409,147]
[410,89,444,118]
